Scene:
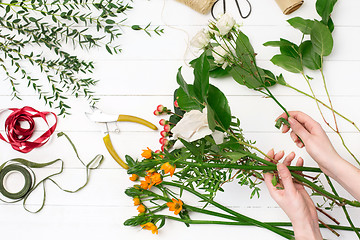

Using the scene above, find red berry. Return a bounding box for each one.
[157,105,164,112]
[174,100,179,108]
[159,119,167,126]
[160,130,168,137]
[164,124,171,132]
[154,110,160,116]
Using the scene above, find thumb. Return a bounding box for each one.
[288,117,310,142]
[277,163,296,195]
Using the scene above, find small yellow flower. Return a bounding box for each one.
[160,162,176,177]
[137,204,146,214]
[141,222,158,234]
[166,198,183,215]
[133,197,141,206]
[141,147,153,159]
[129,174,139,181]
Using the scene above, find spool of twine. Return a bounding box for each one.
[274,0,304,15]
[176,0,217,14]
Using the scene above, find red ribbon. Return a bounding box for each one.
[0,106,57,153]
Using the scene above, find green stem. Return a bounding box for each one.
[174,159,322,173]
[162,181,294,239]
[285,83,360,132]
[301,73,360,165]
[291,172,360,207]
[325,175,360,239]
[154,215,360,232]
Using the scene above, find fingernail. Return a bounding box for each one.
[288,117,294,124]
[291,135,297,142]
[297,142,303,148]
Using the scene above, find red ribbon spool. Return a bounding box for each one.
[0,106,57,153]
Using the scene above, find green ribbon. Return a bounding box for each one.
[0,132,104,213]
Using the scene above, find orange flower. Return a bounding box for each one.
[129,174,139,181]
[140,177,150,189]
[137,204,146,213]
[141,222,158,234]
[160,162,176,177]
[141,147,153,159]
[140,172,162,190]
[166,198,183,215]
[133,197,141,206]
[148,172,162,188]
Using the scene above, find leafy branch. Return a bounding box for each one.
[0,0,163,115]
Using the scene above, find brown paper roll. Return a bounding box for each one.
[176,0,217,14]
[274,0,304,15]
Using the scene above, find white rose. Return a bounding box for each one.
[212,44,231,69]
[216,13,235,36]
[171,108,224,149]
[190,29,210,49]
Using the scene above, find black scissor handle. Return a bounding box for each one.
[211,0,252,19]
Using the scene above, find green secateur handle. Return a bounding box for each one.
[103,115,158,169]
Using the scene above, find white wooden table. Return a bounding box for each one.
[0,0,359,239]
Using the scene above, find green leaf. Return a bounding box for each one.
[276,74,286,86]
[262,69,277,87]
[105,44,113,54]
[270,55,303,73]
[272,174,278,186]
[235,31,255,57]
[327,17,335,33]
[206,85,231,130]
[29,17,37,22]
[264,39,300,59]
[193,52,210,103]
[179,138,201,156]
[287,17,314,35]
[176,86,202,111]
[279,39,300,59]
[106,19,115,24]
[263,40,295,47]
[207,105,216,131]
[316,0,337,23]
[275,117,290,129]
[224,152,247,163]
[131,25,142,30]
[299,40,322,70]
[176,67,189,96]
[310,21,333,57]
[229,66,263,89]
[209,67,230,78]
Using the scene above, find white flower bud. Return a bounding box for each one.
[190,29,210,49]
[216,13,236,36]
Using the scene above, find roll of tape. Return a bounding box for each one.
[274,0,304,15]
[176,0,217,14]
[0,164,32,200]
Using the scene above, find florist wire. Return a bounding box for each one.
[211,0,252,19]
[0,106,57,153]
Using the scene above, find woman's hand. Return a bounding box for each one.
[264,149,322,240]
[277,111,360,201]
[277,111,340,176]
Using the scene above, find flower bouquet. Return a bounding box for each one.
[123,52,360,238]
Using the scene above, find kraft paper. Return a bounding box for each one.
[275,0,304,15]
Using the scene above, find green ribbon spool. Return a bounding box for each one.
[0,164,33,199]
[0,132,104,213]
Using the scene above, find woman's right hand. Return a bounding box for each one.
[276,111,340,177]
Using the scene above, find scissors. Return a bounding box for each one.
[211,0,252,19]
[85,106,158,169]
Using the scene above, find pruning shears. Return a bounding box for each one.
[85,106,158,169]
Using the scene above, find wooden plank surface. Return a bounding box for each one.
[0,0,359,239]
